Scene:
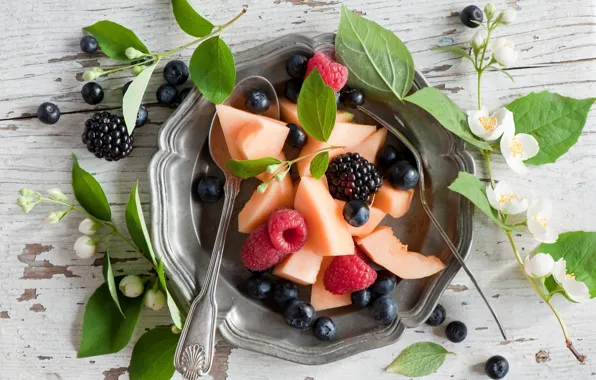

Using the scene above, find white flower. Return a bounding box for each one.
[492,37,519,67]
[523,253,555,278]
[125,47,145,60]
[467,107,514,141]
[74,235,97,259]
[553,258,590,302]
[500,9,517,24]
[144,288,167,311]
[44,211,67,224]
[500,130,539,175]
[527,198,558,243]
[79,218,100,235]
[471,30,486,50]
[47,188,69,201]
[486,181,528,214]
[119,275,145,298]
[484,3,496,20]
[82,67,104,81]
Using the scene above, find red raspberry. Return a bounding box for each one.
[305,53,349,92]
[323,248,377,295]
[268,209,308,253]
[241,224,290,271]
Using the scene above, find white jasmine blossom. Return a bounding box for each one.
[144,288,167,311]
[486,181,528,214]
[500,9,517,24]
[553,258,590,302]
[467,107,514,141]
[500,129,539,175]
[74,235,97,259]
[491,37,519,67]
[47,188,69,202]
[471,30,487,50]
[523,253,555,278]
[527,198,558,243]
[78,218,100,235]
[119,275,145,298]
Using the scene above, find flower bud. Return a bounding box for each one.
[47,188,69,201]
[19,188,36,196]
[125,47,145,60]
[171,325,181,334]
[144,288,167,311]
[132,65,146,76]
[119,275,145,298]
[17,195,38,213]
[471,30,486,50]
[44,211,67,224]
[78,218,100,235]
[257,182,269,194]
[82,67,104,81]
[500,9,517,24]
[74,235,97,259]
[20,203,36,214]
[266,164,281,174]
[484,3,496,20]
[275,171,287,182]
[491,37,519,67]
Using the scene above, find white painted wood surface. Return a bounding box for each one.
[1,0,595,379]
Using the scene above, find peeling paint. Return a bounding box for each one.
[102,367,128,380]
[305,377,315,380]
[30,303,46,312]
[500,337,536,345]
[442,29,457,35]
[55,77,62,82]
[0,311,9,319]
[475,327,488,330]
[211,340,233,380]
[434,83,464,94]
[92,256,139,267]
[0,124,18,131]
[535,350,550,363]
[76,72,84,82]
[492,294,500,298]
[18,244,78,280]
[17,289,38,302]
[275,0,339,6]
[447,284,468,292]
[38,356,52,360]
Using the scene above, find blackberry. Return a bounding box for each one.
[325,153,383,202]
[81,112,134,162]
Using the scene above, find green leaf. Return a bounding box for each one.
[310,151,329,179]
[71,154,111,221]
[506,91,595,165]
[226,157,281,179]
[405,87,492,151]
[156,259,184,329]
[123,62,158,135]
[448,172,512,230]
[297,68,337,142]
[538,231,596,298]
[125,181,156,265]
[171,0,214,37]
[103,248,124,317]
[83,21,150,61]
[386,342,454,377]
[129,327,179,380]
[335,4,415,101]
[432,45,474,63]
[489,65,515,82]
[77,277,143,358]
[190,36,235,104]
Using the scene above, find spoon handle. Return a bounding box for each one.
[174,176,241,379]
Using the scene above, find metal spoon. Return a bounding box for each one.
[357,105,507,341]
[174,76,280,379]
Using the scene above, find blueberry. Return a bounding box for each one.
[342,200,370,227]
[340,87,365,108]
[460,5,483,28]
[37,102,60,125]
[80,35,98,53]
[286,54,309,79]
[273,282,298,308]
[425,304,446,326]
[485,355,509,379]
[312,317,337,341]
[376,145,400,173]
[245,275,272,299]
[156,84,178,105]
[284,299,316,330]
[369,296,398,325]
[245,90,271,114]
[122,81,132,95]
[285,78,303,103]
[286,123,307,149]
[351,288,372,309]
[445,321,467,343]
[196,176,223,203]
[163,60,189,86]
[136,105,148,128]
[371,270,397,295]
[387,160,419,190]
[178,88,191,103]
[81,82,104,105]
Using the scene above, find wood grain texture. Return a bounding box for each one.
[0,0,595,379]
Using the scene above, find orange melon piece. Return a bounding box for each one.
[294,177,354,256]
[236,117,289,160]
[280,98,354,125]
[374,185,414,218]
[350,128,387,163]
[273,247,323,285]
[355,226,445,279]
[238,175,294,234]
[335,200,387,237]
[311,257,352,311]
[216,104,254,160]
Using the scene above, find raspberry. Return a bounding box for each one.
[268,209,308,253]
[323,248,377,295]
[305,53,349,92]
[241,224,290,271]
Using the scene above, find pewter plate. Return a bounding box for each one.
[148,33,475,365]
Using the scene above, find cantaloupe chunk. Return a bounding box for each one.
[374,185,414,218]
[273,247,323,285]
[347,128,387,163]
[236,117,289,160]
[280,97,354,126]
[216,104,254,160]
[238,175,294,234]
[335,200,387,237]
[355,226,445,279]
[294,177,354,256]
[311,257,352,311]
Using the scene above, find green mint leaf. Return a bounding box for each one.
[123,62,158,135]
[156,259,183,329]
[83,21,150,61]
[297,68,336,142]
[129,327,179,380]
[190,36,235,104]
[310,151,329,179]
[432,45,474,63]
[171,0,214,37]
[448,172,512,230]
[71,154,111,221]
[77,277,143,358]
[405,87,492,151]
[226,157,281,179]
[386,342,454,377]
[538,231,596,298]
[506,91,595,165]
[103,248,124,317]
[335,4,414,101]
[125,181,156,265]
